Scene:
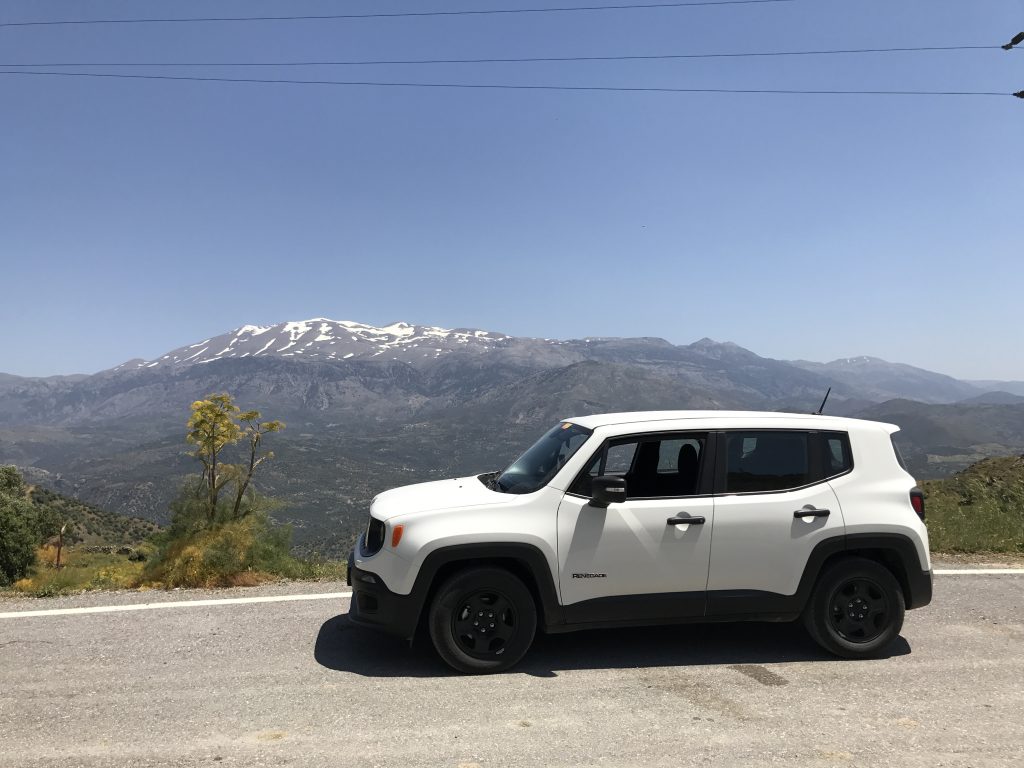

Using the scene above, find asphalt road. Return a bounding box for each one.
[2,571,1023,768]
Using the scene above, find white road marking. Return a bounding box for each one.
[0,591,352,619]
[1,569,1022,620]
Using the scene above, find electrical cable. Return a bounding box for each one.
[0,1,799,28]
[0,69,1014,97]
[0,45,1008,68]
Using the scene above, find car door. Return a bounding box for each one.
[706,430,846,616]
[556,431,715,624]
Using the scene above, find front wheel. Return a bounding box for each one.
[803,557,905,658]
[427,567,537,674]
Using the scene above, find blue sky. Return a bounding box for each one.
[1,0,1022,379]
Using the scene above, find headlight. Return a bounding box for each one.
[360,516,385,557]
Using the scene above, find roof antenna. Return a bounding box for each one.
[814,387,831,415]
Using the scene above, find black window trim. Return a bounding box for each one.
[713,429,853,497]
[565,430,718,501]
[889,434,910,473]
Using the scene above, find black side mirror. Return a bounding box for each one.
[590,475,627,508]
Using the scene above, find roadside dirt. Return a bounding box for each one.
[931,551,1024,567]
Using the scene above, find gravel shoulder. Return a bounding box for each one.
[931,552,1024,567]
[0,579,348,609]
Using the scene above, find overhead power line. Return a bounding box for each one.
[0,45,1008,68]
[0,0,795,28]
[0,70,1016,98]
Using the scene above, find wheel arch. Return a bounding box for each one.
[408,543,564,638]
[798,533,932,611]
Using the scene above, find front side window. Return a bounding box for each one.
[495,422,593,494]
[724,431,810,493]
[570,433,707,499]
[604,442,638,474]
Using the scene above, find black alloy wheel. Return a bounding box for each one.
[452,588,519,658]
[827,577,890,643]
[804,556,905,658]
[428,567,537,674]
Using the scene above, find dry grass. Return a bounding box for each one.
[11,548,145,597]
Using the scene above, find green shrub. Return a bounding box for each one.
[141,487,306,588]
[1,466,61,585]
[0,495,38,586]
[924,456,1024,553]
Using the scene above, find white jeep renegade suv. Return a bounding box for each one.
[347,411,932,673]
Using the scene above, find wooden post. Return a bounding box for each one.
[55,523,67,569]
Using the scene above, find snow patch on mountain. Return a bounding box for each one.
[131,318,523,370]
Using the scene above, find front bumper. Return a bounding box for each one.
[346,550,421,639]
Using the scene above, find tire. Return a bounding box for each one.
[803,557,905,658]
[428,567,537,674]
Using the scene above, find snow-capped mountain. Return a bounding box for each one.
[116,318,570,370]
[96,317,989,410]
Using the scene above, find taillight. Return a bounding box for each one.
[910,488,925,520]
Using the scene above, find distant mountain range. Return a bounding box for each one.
[2,317,1022,555]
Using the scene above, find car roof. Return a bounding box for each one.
[565,410,898,433]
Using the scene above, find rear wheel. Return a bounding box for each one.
[428,567,537,674]
[803,557,905,658]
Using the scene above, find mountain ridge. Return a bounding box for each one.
[3,316,1021,555]
[1,316,1011,404]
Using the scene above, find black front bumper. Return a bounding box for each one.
[346,551,422,639]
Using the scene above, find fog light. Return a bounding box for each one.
[357,573,377,584]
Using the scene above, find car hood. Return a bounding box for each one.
[369,475,511,521]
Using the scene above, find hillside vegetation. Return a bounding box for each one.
[3,393,343,596]
[28,485,158,546]
[924,456,1024,553]
[9,320,1022,554]
[6,426,1023,596]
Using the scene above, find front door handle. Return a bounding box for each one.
[794,508,830,519]
[667,515,705,525]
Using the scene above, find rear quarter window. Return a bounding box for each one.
[821,431,853,479]
[890,435,910,472]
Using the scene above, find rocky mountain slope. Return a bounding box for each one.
[2,317,1020,554]
[791,355,982,404]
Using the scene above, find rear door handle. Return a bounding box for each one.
[794,508,830,519]
[667,515,705,525]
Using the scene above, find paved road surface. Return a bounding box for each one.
[1,573,1022,767]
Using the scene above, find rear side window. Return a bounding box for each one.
[821,431,853,478]
[724,431,810,493]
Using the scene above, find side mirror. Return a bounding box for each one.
[590,475,627,508]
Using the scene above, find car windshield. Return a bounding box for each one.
[494,422,593,494]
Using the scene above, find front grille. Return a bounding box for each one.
[361,516,385,557]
